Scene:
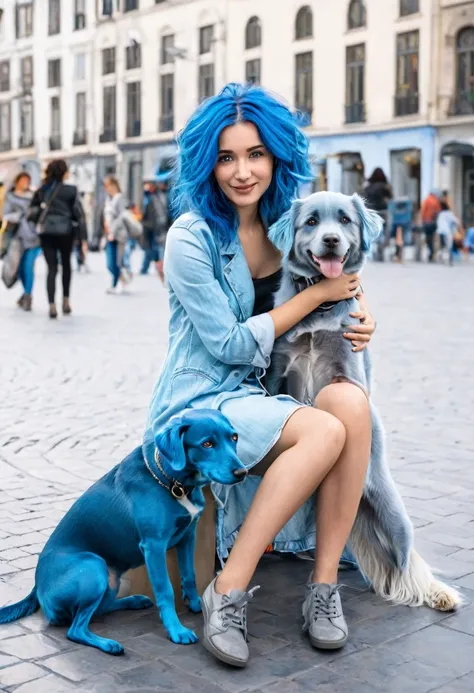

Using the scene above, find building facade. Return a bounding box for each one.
[0,0,473,221]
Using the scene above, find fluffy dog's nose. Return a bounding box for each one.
[323,234,340,249]
[233,468,248,480]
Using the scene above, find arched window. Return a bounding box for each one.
[245,16,261,50]
[455,26,474,114]
[295,6,313,40]
[348,0,366,30]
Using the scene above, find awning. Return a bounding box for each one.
[440,140,474,163]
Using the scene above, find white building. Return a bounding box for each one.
[0,0,473,224]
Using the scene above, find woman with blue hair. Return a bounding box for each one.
[144,83,376,665]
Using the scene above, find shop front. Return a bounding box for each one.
[119,140,176,210]
[438,129,474,227]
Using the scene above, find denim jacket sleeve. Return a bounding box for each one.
[165,226,274,368]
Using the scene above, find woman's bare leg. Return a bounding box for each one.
[216,407,346,594]
[312,382,372,584]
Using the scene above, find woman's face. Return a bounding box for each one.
[213,122,273,211]
[15,175,31,193]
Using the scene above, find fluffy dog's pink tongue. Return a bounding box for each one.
[316,257,344,279]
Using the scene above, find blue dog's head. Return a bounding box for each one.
[155,409,247,486]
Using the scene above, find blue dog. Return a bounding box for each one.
[0,410,247,654]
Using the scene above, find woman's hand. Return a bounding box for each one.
[344,309,376,352]
[315,273,360,304]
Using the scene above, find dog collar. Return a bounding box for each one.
[290,274,340,313]
[143,449,188,500]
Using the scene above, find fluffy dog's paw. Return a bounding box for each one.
[168,626,199,645]
[129,596,155,610]
[427,582,463,612]
[187,596,202,613]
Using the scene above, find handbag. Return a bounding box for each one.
[0,220,19,260]
[1,234,23,289]
[31,183,62,235]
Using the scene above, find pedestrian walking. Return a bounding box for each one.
[420,189,441,262]
[103,176,140,294]
[29,159,87,319]
[436,201,460,265]
[1,172,40,311]
[364,168,392,261]
[140,178,170,282]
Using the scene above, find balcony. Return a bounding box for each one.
[449,90,474,117]
[345,102,365,124]
[296,109,312,127]
[0,140,12,153]
[73,130,87,146]
[49,135,62,151]
[126,119,141,138]
[19,135,34,149]
[99,127,116,143]
[159,114,174,132]
[394,92,419,117]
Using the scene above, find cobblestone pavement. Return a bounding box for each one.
[0,253,473,693]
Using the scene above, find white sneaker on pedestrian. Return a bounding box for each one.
[106,287,117,295]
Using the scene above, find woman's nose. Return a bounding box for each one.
[235,160,251,181]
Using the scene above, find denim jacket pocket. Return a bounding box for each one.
[169,368,221,403]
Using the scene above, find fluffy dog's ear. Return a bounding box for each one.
[351,193,384,252]
[155,416,188,472]
[269,199,303,258]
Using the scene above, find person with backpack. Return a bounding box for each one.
[140,177,170,282]
[421,189,441,263]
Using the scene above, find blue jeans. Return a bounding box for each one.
[18,247,41,295]
[141,230,160,274]
[122,238,136,273]
[105,241,121,288]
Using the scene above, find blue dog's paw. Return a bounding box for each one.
[167,626,198,645]
[129,596,155,610]
[101,639,125,656]
[186,596,202,613]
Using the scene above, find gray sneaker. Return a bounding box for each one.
[302,581,348,650]
[202,577,259,667]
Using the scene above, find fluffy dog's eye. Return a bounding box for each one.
[306,217,318,226]
[202,441,213,448]
[340,216,351,225]
[232,433,238,442]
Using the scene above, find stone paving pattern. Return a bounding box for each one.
[0,255,473,692]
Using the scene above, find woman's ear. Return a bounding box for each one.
[269,199,303,258]
[155,417,188,472]
[351,193,384,252]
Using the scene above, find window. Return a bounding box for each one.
[21,56,34,91]
[198,63,215,101]
[454,26,474,115]
[48,59,61,88]
[295,6,313,40]
[126,81,141,137]
[0,61,9,92]
[0,102,11,152]
[16,2,34,39]
[19,99,34,148]
[348,0,366,30]
[50,95,61,150]
[126,42,141,70]
[400,0,419,16]
[245,16,261,49]
[245,58,261,85]
[124,0,139,11]
[74,92,86,144]
[160,73,174,132]
[345,44,365,123]
[48,0,60,36]
[295,52,313,119]
[101,84,116,141]
[74,0,86,30]
[101,0,113,15]
[161,34,174,64]
[395,30,419,116]
[102,47,116,75]
[75,53,86,81]
[199,25,214,54]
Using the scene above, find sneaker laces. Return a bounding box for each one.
[306,585,343,626]
[218,586,260,638]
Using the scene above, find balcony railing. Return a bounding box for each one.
[49,135,62,151]
[99,127,116,143]
[19,135,34,148]
[73,130,87,146]
[345,102,365,124]
[159,114,174,132]
[449,90,474,117]
[126,119,141,138]
[394,92,419,117]
[0,140,11,153]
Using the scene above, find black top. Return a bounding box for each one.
[252,268,282,316]
[364,181,392,212]
[30,183,87,240]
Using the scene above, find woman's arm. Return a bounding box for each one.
[343,291,376,352]
[71,190,88,241]
[166,226,359,368]
[2,196,21,223]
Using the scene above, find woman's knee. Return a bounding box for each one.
[292,407,346,454]
[315,382,370,427]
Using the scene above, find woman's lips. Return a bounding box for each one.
[231,183,257,194]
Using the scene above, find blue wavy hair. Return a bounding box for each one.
[171,83,313,243]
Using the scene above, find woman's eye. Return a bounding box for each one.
[306,217,318,226]
[340,216,351,225]
[217,155,232,164]
[202,441,213,448]
[231,433,238,442]
[249,150,264,159]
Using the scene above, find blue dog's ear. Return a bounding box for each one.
[351,193,384,252]
[269,199,303,259]
[155,417,188,473]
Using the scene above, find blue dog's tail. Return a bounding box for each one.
[0,589,38,624]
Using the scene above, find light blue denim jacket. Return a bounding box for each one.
[143,212,275,446]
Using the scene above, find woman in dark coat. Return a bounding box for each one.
[30,159,87,318]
